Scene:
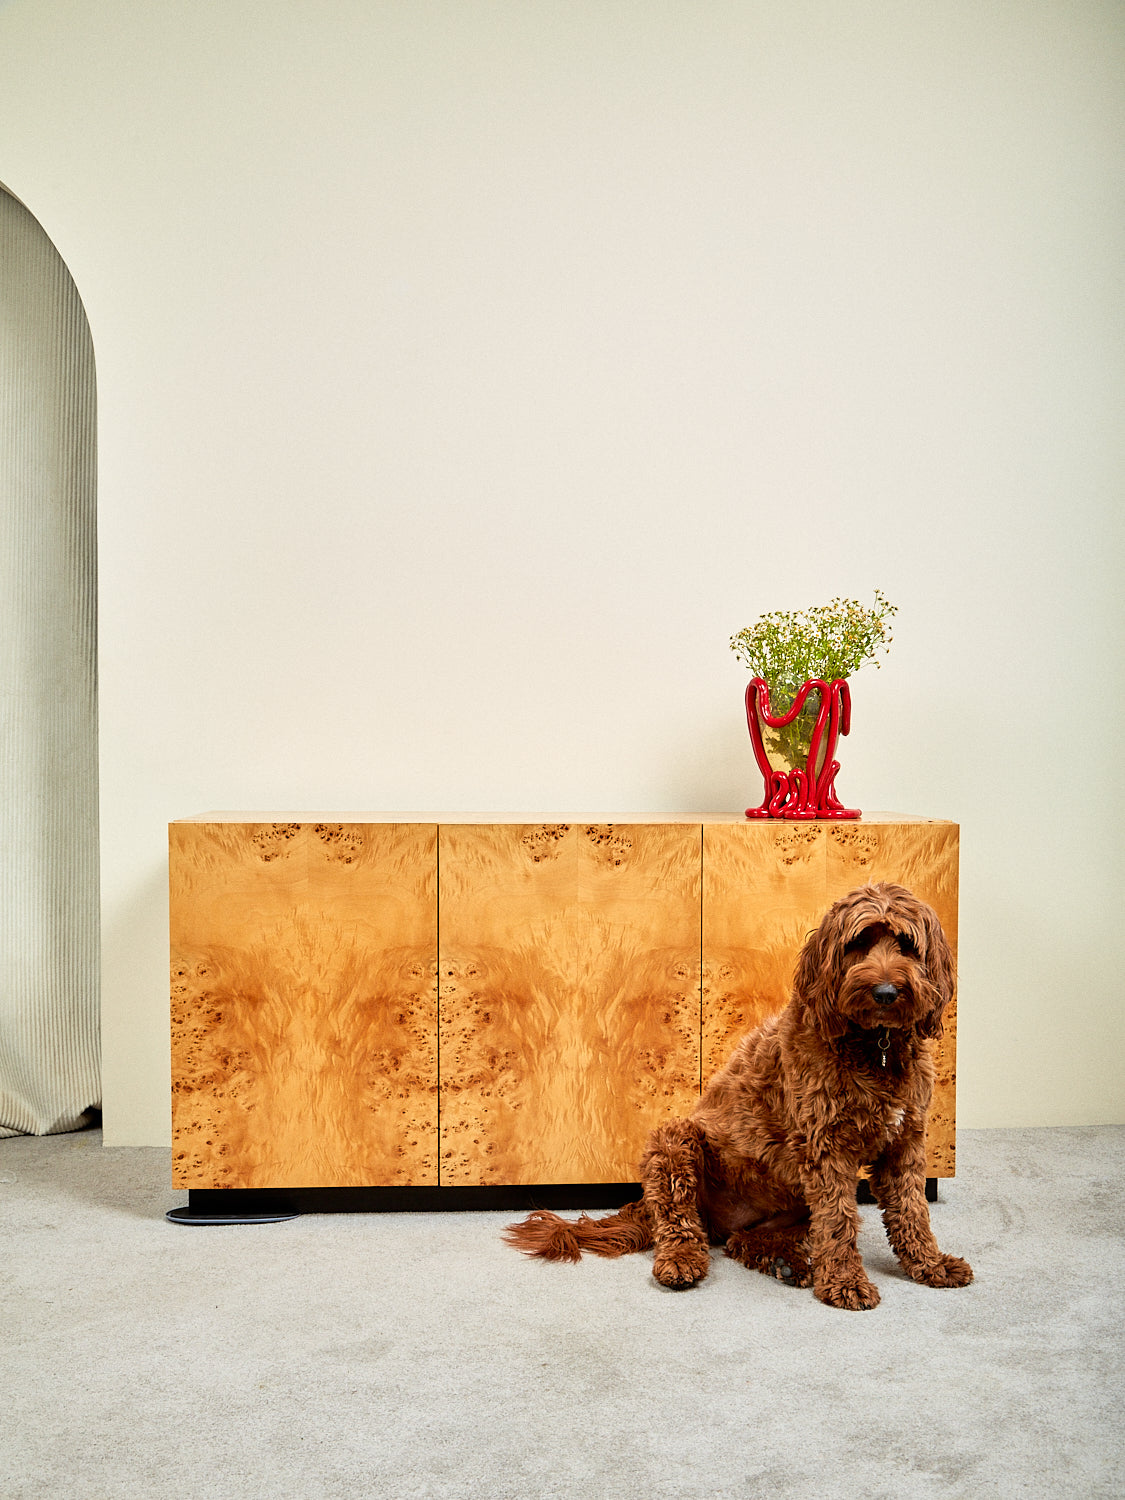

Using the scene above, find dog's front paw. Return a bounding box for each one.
[816,1270,881,1311]
[652,1241,710,1289]
[910,1253,973,1289]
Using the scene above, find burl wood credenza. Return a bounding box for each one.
[168,813,958,1222]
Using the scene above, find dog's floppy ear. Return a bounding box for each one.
[792,913,850,1042]
[917,902,956,1040]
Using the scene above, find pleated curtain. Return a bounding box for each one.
[0,185,100,1135]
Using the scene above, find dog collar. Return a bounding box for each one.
[852,1023,894,1068]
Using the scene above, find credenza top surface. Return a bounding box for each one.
[172,810,956,827]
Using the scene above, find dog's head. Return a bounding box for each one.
[792,882,955,1043]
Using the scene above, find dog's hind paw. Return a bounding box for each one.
[770,1256,811,1287]
[724,1231,812,1288]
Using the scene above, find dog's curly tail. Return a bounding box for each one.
[502,1199,654,1262]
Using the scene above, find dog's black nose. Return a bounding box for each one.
[872,983,899,1006]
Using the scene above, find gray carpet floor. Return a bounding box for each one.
[3,1125,1123,1500]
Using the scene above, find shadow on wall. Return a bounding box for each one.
[100,863,173,1149]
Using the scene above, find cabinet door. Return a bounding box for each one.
[170,821,438,1188]
[438,823,702,1185]
[825,822,960,1176]
[702,820,958,1177]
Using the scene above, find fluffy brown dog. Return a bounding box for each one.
[505,882,972,1310]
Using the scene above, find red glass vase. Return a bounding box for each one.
[744,677,860,820]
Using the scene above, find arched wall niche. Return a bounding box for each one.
[0,181,100,1135]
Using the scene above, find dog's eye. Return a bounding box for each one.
[896,934,917,956]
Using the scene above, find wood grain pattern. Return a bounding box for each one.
[702,823,828,1080]
[438,823,702,1185]
[702,819,958,1178]
[170,822,437,1188]
[169,813,959,1191]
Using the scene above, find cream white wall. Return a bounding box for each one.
[0,1,1121,1143]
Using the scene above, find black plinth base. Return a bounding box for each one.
[167,1177,940,1224]
[166,1180,645,1225]
[857,1178,938,1205]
